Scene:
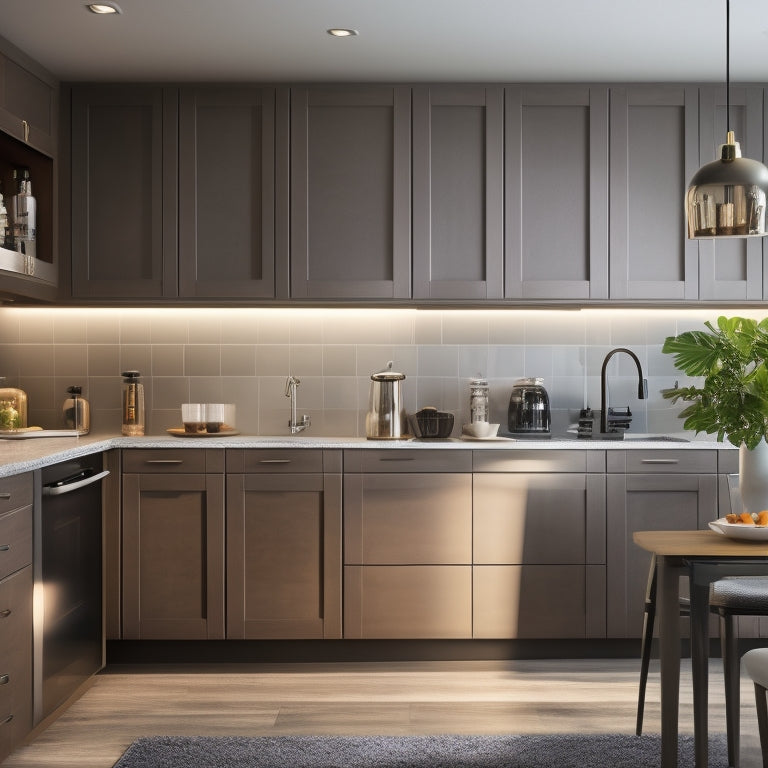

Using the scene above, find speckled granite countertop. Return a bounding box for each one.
[0,431,734,479]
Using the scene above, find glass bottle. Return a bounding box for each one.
[63,385,90,434]
[121,371,145,436]
[11,168,36,271]
[469,375,490,423]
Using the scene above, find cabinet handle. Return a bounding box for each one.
[378,457,415,462]
[0,544,9,552]
[0,609,11,618]
[640,459,680,465]
[144,460,184,465]
[0,714,13,726]
[22,120,29,143]
[0,493,10,500]
[258,459,291,464]
[0,675,8,685]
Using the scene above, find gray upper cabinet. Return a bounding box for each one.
[698,85,764,301]
[290,87,411,299]
[0,38,58,158]
[179,87,283,299]
[609,86,700,300]
[505,86,609,300]
[412,86,503,299]
[71,85,178,299]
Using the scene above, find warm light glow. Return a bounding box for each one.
[327,28,358,37]
[86,2,122,14]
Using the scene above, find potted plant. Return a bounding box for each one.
[661,315,768,512]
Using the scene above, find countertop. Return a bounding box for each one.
[0,431,734,479]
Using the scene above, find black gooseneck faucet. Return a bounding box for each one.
[600,347,648,435]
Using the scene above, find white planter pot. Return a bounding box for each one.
[739,439,768,513]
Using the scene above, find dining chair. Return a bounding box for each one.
[742,647,768,768]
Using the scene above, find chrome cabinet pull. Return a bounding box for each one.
[145,460,184,464]
[0,493,10,500]
[22,119,29,143]
[0,675,9,685]
[640,459,680,465]
[0,609,11,618]
[0,714,13,726]
[258,459,291,464]
[0,544,9,551]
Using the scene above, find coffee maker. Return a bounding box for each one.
[507,377,551,437]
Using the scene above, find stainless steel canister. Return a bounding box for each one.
[365,361,407,439]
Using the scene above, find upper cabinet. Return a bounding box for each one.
[412,86,503,300]
[70,85,178,299]
[505,86,609,300]
[609,86,700,301]
[179,87,285,299]
[290,86,411,299]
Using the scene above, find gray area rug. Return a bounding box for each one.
[111,733,729,767]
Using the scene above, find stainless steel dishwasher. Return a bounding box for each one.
[34,456,109,723]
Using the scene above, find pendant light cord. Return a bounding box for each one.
[726,0,731,135]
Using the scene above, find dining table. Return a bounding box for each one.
[633,529,768,768]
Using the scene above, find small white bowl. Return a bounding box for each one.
[462,422,500,438]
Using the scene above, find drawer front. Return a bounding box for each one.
[344,449,472,473]
[122,449,208,474]
[473,450,589,473]
[0,506,32,581]
[0,566,32,762]
[0,474,32,517]
[228,449,323,474]
[609,450,718,474]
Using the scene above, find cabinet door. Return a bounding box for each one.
[472,472,606,638]
[122,473,224,639]
[0,46,58,157]
[605,472,717,638]
[412,86,503,299]
[226,472,342,639]
[505,86,609,300]
[290,87,411,299]
[609,86,700,300]
[698,86,764,300]
[71,85,178,298]
[179,87,278,298]
[0,566,32,765]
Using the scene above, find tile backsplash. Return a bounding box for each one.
[0,306,762,439]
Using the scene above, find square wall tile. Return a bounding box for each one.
[187,314,222,344]
[52,313,87,343]
[54,345,87,378]
[151,377,189,410]
[87,314,120,344]
[19,312,54,344]
[418,345,458,377]
[151,345,184,377]
[120,345,153,378]
[323,345,356,376]
[255,345,289,376]
[221,345,256,376]
[413,312,442,345]
[19,345,54,376]
[184,345,221,377]
[323,376,359,410]
[188,377,224,403]
[524,312,585,345]
[150,316,188,344]
[289,345,323,377]
[88,345,121,377]
[120,314,152,344]
[0,310,21,343]
[487,311,525,345]
[487,346,524,379]
[442,312,489,344]
[221,312,260,344]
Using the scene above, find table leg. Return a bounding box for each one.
[689,565,711,768]
[659,556,683,768]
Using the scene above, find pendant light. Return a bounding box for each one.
[686,0,768,239]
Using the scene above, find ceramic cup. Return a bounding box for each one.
[204,403,226,433]
[181,403,206,433]
[462,421,500,438]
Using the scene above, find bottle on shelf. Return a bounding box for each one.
[11,167,36,273]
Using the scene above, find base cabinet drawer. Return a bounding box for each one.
[473,564,606,639]
[0,565,32,764]
[344,565,472,639]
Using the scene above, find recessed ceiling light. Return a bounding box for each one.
[327,28,358,37]
[86,2,122,14]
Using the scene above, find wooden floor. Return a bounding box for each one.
[3,658,764,767]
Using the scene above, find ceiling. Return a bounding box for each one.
[3,0,768,84]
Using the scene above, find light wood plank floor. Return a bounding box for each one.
[3,658,764,767]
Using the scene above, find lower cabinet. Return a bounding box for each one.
[0,475,33,764]
[226,449,342,639]
[605,450,719,638]
[121,450,225,639]
[472,451,607,639]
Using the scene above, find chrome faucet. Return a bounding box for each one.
[285,375,311,434]
[600,348,648,435]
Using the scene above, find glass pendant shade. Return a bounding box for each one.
[686,132,768,238]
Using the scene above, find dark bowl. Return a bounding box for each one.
[412,409,454,439]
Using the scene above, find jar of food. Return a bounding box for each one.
[0,385,27,430]
[63,386,90,434]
